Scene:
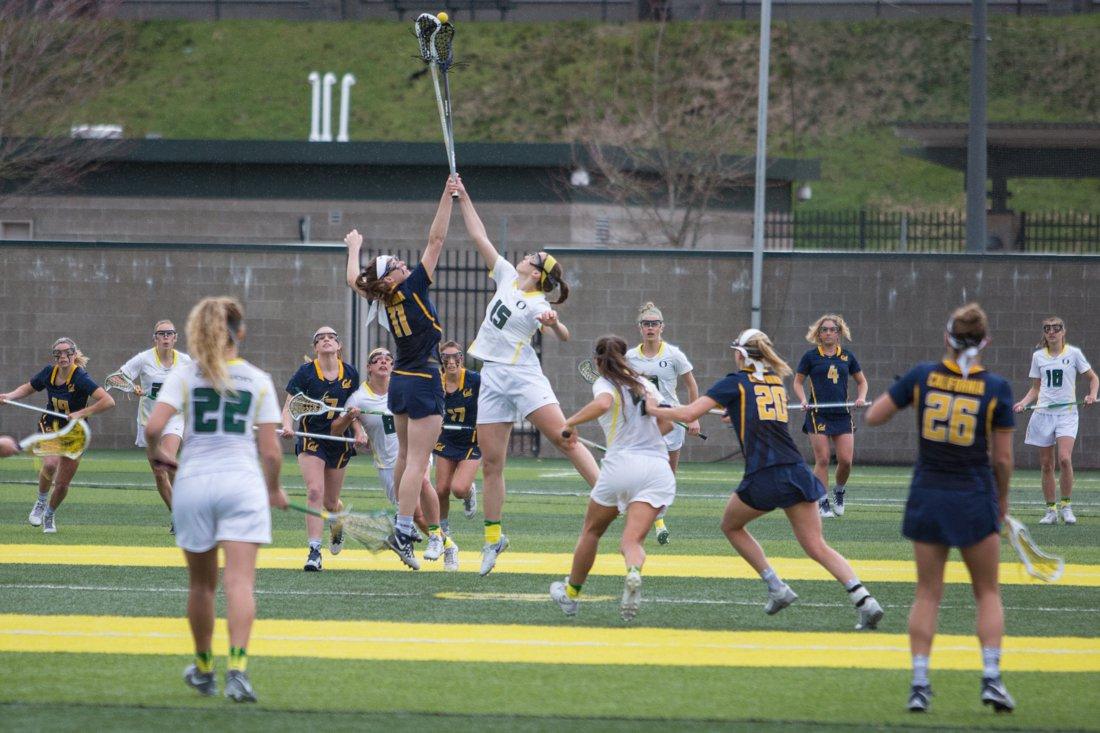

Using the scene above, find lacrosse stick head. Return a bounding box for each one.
[342,509,396,553]
[287,392,328,421]
[1004,514,1065,583]
[578,359,599,385]
[431,21,455,71]
[20,419,91,460]
[104,371,137,398]
[414,13,440,63]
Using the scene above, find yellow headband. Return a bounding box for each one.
[540,254,558,287]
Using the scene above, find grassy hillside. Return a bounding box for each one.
[68,17,1100,211]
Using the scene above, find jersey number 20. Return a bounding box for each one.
[754,385,788,422]
[921,391,978,447]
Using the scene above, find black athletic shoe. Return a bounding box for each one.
[386,530,421,570]
[981,676,1015,713]
[907,684,932,712]
[303,546,323,572]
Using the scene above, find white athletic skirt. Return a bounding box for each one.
[477,362,558,423]
[590,452,676,514]
[172,470,271,553]
[663,422,686,452]
[135,413,184,448]
[1025,411,1079,447]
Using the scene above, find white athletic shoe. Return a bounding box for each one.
[550,578,579,616]
[28,501,46,527]
[764,584,798,615]
[1039,507,1058,525]
[856,596,885,630]
[329,524,344,555]
[479,535,509,576]
[819,498,836,518]
[42,513,57,534]
[443,541,459,571]
[463,483,478,519]
[620,570,642,621]
[832,490,846,516]
[1061,505,1077,525]
[423,532,445,561]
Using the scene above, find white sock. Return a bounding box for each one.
[308,538,322,551]
[845,579,870,607]
[36,491,48,504]
[396,515,415,535]
[760,567,785,593]
[981,647,1001,679]
[912,654,930,687]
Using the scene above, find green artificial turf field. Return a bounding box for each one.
[1,452,1097,730]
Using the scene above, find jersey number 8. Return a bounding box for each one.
[921,391,978,447]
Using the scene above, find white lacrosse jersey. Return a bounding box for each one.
[119,348,193,425]
[345,382,398,469]
[1029,345,1092,414]
[593,377,668,459]
[625,341,693,406]
[155,358,281,479]
[468,256,551,367]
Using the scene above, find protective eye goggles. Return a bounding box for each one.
[639,320,663,328]
[368,350,393,364]
[819,325,840,333]
[312,331,340,345]
[51,348,76,358]
[154,330,176,337]
[1043,324,1064,333]
[440,351,464,363]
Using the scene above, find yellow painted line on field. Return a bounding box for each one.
[0,613,1097,672]
[2,544,1098,586]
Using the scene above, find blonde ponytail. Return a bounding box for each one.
[185,296,243,395]
[740,331,792,378]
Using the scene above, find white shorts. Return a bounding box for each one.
[135,414,184,448]
[477,362,558,424]
[172,470,272,553]
[663,423,686,453]
[590,452,676,514]
[379,467,396,505]
[1025,411,1079,447]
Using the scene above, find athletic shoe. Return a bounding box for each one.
[549,578,579,616]
[42,513,56,534]
[424,532,445,561]
[330,525,344,555]
[183,663,217,697]
[224,669,257,703]
[1061,505,1077,525]
[1039,507,1058,525]
[410,526,423,543]
[656,525,671,545]
[620,569,642,621]
[980,676,1015,713]
[479,534,510,576]
[907,684,932,713]
[856,596,885,630]
[819,498,835,518]
[833,490,846,516]
[28,501,46,527]
[386,530,421,570]
[443,542,459,571]
[303,547,323,572]
[764,584,798,615]
[463,483,478,519]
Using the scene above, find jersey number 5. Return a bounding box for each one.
[490,301,511,329]
[754,385,789,422]
[922,391,978,447]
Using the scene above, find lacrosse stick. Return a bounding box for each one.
[18,418,91,460]
[255,425,356,444]
[415,13,458,197]
[792,401,865,411]
[442,424,475,432]
[287,501,394,552]
[104,370,139,395]
[1026,400,1088,411]
[2,398,69,420]
[577,360,707,440]
[1003,514,1064,582]
[561,428,606,453]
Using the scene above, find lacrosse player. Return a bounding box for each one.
[865,303,1016,713]
[146,296,287,704]
[345,178,456,570]
[1012,316,1097,525]
[791,313,868,518]
[432,340,481,566]
[281,326,358,571]
[450,175,599,576]
[625,302,699,545]
[552,335,676,621]
[0,337,115,533]
[115,319,192,524]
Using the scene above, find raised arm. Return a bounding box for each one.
[452,175,500,268]
[344,229,365,294]
[422,178,459,279]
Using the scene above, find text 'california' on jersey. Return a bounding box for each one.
[439,368,480,449]
[1029,345,1091,414]
[344,382,398,469]
[30,365,100,420]
[468,257,550,367]
[796,346,861,415]
[155,359,282,479]
[285,359,359,437]
[625,341,693,406]
[705,371,803,476]
[120,348,193,425]
[384,262,443,372]
[888,360,1014,491]
[593,377,667,459]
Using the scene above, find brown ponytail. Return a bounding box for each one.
[594,335,646,403]
[354,257,396,302]
[186,296,243,395]
[947,302,989,349]
[541,259,568,305]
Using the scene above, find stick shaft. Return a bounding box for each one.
[1028,400,1086,411]
[791,401,861,411]
[3,399,68,420]
[255,426,355,444]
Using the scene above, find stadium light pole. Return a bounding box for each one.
[750,0,772,329]
[965,0,988,253]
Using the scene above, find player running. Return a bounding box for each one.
[792,314,868,518]
[281,326,358,571]
[145,296,288,704]
[625,302,700,545]
[452,174,599,576]
[1012,316,1097,525]
[433,340,481,562]
[114,319,192,529]
[552,335,676,621]
[866,303,1016,714]
[645,328,884,630]
[0,337,115,533]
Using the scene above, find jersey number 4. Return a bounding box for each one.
[921,391,978,447]
[754,385,789,422]
[490,301,512,329]
[193,388,253,434]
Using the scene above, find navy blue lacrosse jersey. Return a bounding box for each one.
[706,370,804,476]
[385,262,444,373]
[888,360,1014,492]
[30,365,100,417]
[796,346,862,415]
[285,359,359,436]
[438,368,480,450]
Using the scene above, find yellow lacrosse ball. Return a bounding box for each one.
[437,11,448,22]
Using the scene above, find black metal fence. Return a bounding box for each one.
[765,210,1100,253]
[360,248,542,457]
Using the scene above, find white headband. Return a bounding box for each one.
[945,318,988,379]
[364,255,396,334]
[730,328,768,378]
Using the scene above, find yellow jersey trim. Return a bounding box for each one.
[607,389,621,445]
[817,345,842,358]
[313,359,345,382]
[411,293,443,333]
[394,369,433,379]
[737,384,746,440]
[941,359,984,376]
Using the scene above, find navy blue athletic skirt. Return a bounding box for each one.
[736,463,827,512]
